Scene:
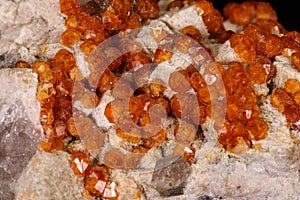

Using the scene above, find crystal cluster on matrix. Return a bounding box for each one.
[12,0,300,198]
[271,78,300,126]
[15,49,77,153]
[218,62,269,153]
[168,0,224,36]
[28,0,162,198]
[223,1,300,72]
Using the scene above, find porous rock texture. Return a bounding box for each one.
[15,151,91,200]
[0,0,65,67]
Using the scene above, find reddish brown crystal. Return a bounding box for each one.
[202,8,224,34]
[116,127,141,144]
[82,129,105,156]
[15,60,31,68]
[255,1,277,22]
[246,119,268,140]
[135,0,160,19]
[293,92,300,105]
[181,25,202,42]
[194,0,214,17]
[61,29,82,47]
[39,137,64,152]
[104,100,126,124]
[32,61,53,83]
[154,48,173,64]
[283,103,300,124]
[223,2,239,19]
[256,34,283,58]
[255,19,283,35]
[96,69,118,94]
[80,39,97,55]
[149,79,167,98]
[54,49,77,73]
[243,23,264,43]
[285,79,300,95]
[228,1,256,26]
[247,57,274,84]
[230,34,256,64]
[70,151,91,176]
[291,52,300,72]
[80,91,99,108]
[270,89,293,112]
[84,166,108,196]
[60,0,82,17]
[167,0,184,11]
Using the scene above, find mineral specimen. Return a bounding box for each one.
[2,0,300,199]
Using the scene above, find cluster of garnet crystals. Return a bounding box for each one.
[14,0,300,198]
[271,78,300,126]
[223,1,300,72]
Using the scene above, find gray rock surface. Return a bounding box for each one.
[152,156,192,197]
[0,68,42,200]
[184,100,300,200]
[0,0,65,67]
[15,151,90,200]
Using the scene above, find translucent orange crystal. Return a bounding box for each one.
[70,151,91,176]
[202,9,224,33]
[84,166,108,196]
[15,60,31,68]
[60,0,82,17]
[284,79,300,95]
[291,52,300,72]
[255,1,277,22]
[194,0,214,17]
[246,119,268,140]
[61,28,82,47]
[247,57,274,84]
[135,0,160,19]
[54,49,77,73]
[32,61,53,83]
[154,48,174,64]
[181,25,202,42]
[228,1,256,25]
[256,34,283,58]
[230,34,256,64]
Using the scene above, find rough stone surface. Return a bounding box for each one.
[15,151,90,200]
[205,40,241,65]
[0,0,65,67]
[0,69,41,128]
[110,170,143,200]
[0,53,21,69]
[136,19,173,54]
[0,69,42,200]
[273,55,300,89]
[160,5,209,38]
[152,156,192,197]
